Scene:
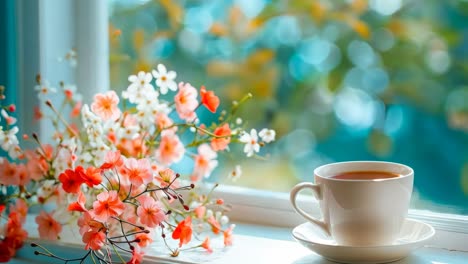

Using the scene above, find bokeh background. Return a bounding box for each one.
[107,0,468,213]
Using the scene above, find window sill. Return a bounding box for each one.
[13,220,468,264]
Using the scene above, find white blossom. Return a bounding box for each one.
[152,64,177,95]
[0,126,19,152]
[229,165,242,182]
[259,128,276,143]
[34,80,57,101]
[239,129,260,157]
[116,125,140,140]
[123,71,155,104]
[1,109,16,125]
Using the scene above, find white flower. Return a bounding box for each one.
[0,126,19,152]
[1,109,16,125]
[34,80,57,101]
[116,125,140,140]
[220,215,230,225]
[123,71,155,104]
[236,118,242,125]
[135,92,170,127]
[152,64,177,95]
[259,128,276,143]
[37,180,56,199]
[239,129,260,157]
[228,165,242,182]
[81,104,102,128]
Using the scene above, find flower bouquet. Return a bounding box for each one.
[0,64,275,263]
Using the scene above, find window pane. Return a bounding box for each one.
[108,0,468,213]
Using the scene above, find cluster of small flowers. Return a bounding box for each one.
[0,64,275,263]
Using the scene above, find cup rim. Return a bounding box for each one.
[314,161,414,182]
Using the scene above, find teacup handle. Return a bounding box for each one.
[290,182,330,235]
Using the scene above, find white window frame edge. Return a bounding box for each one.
[16,0,109,140]
[214,184,468,252]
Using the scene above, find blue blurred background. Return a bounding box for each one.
[107,0,468,213]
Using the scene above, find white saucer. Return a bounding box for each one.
[292,218,435,264]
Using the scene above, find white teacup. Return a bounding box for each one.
[290,161,414,246]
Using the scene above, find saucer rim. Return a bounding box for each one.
[292,218,435,249]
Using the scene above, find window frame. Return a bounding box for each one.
[14,0,468,254]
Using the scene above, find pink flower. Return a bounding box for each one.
[155,168,179,188]
[0,160,20,185]
[77,211,104,236]
[35,211,62,240]
[174,82,198,121]
[83,230,106,250]
[194,206,206,219]
[191,144,218,182]
[156,132,185,165]
[10,199,28,224]
[172,216,193,247]
[155,113,176,133]
[15,164,30,186]
[91,90,121,121]
[92,190,125,222]
[137,195,166,228]
[211,124,231,151]
[101,150,124,170]
[122,158,153,186]
[224,224,235,246]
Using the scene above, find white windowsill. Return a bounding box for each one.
[13,185,468,263]
[14,219,468,264]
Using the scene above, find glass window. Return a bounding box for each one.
[108,0,468,214]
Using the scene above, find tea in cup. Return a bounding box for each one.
[290,161,414,246]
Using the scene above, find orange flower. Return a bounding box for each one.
[90,90,121,121]
[58,167,85,194]
[172,216,193,247]
[92,190,125,222]
[68,191,87,212]
[207,216,221,234]
[127,246,144,264]
[223,224,235,246]
[83,166,102,187]
[70,101,82,118]
[200,86,220,113]
[201,237,213,253]
[35,211,62,240]
[211,124,231,151]
[135,232,153,247]
[82,230,106,250]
